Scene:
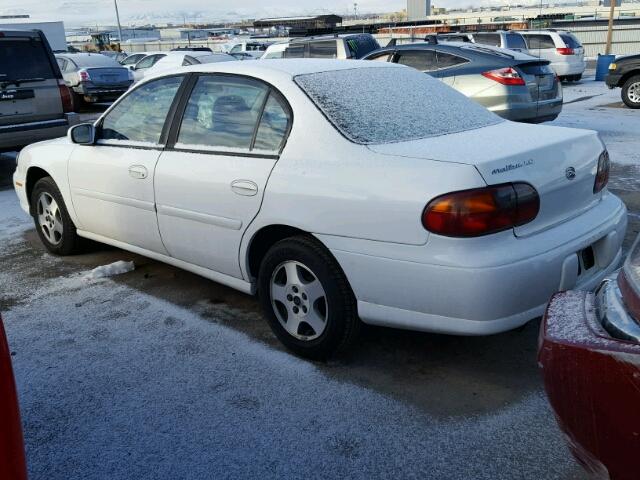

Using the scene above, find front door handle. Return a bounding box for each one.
[231,180,258,196]
[129,165,148,179]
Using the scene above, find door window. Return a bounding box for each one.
[367,52,392,62]
[308,40,338,58]
[395,50,438,72]
[100,75,183,145]
[505,33,527,50]
[436,52,468,69]
[473,33,502,47]
[525,34,556,50]
[253,93,291,152]
[135,54,165,70]
[176,75,269,151]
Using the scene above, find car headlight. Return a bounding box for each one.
[609,63,617,70]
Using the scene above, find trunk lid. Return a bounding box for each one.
[367,121,604,237]
[84,67,130,87]
[516,61,560,103]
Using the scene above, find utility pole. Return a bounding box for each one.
[605,0,617,55]
[113,0,123,50]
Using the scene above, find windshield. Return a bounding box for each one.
[0,37,56,82]
[294,66,502,145]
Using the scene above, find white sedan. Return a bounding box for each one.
[13,60,626,358]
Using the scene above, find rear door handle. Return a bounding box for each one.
[231,180,258,196]
[129,165,148,179]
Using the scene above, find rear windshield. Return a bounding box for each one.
[68,55,120,67]
[0,37,56,81]
[505,33,527,49]
[294,66,502,145]
[560,33,582,49]
[345,35,381,59]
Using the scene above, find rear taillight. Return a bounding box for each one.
[79,69,91,81]
[481,67,525,86]
[422,183,539,237]
[594,150,610,194]
[556,47,574,55]
[57,80,73,113]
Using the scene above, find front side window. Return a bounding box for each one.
[308,40,338,59]
[121,54,143,66]
[395,50,437,72]
[505,33,527,50]
[136,54,165,70]
[177,75,269,151]
[100,76,183,144]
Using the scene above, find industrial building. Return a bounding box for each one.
[253,15,342,30]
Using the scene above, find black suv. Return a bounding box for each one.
[0,30,78,152]
[605,54,640,108]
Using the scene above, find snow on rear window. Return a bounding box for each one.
[294,66,502,144]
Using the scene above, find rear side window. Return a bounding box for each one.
[254,94,291,152]
[100,76,183,144]
[559,34,581,49]
[0,37,56,81]
[436,52,468,69]
[395,50,438,72]
[505,33,527,49]
[295,66,502,144]
[177,75,269,151]
[308,40,338,59]
[525,34,556,50]
[345,35,380,59]
[473,33,501,47]
[284,44,306,58]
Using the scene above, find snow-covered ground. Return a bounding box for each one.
[1,77,637,480]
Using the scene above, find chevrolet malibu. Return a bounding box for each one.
[13,60,626,358]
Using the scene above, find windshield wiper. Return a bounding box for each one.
[0,77,46,89]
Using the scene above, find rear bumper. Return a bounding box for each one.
[0,114,79,151]
[539,290,640,480]
[321,193,627,335]
[493,98,563,122]
[73,82,131,101]
[551,60,586,77]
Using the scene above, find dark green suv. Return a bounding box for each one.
[0,30,78,152]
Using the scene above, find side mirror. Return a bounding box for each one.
[69,123,95,145]
[129,65,136,71]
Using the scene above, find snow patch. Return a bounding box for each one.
[85,261,135,280]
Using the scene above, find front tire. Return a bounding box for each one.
[622,75,640,109]
[258,235,360,359]
[31,177,82,255]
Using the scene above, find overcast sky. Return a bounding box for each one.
[0,0,504,27]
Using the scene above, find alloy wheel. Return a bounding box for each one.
[628,81,640,104]
[36,192,63,245]
[270,260,328,341]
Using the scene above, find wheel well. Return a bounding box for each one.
[620,70,640,87]
[247,225,308,279]
[25,167,50,211]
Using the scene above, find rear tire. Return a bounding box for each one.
[257,235,360,360]
[622,75,640,109]
[30,177,83,255]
